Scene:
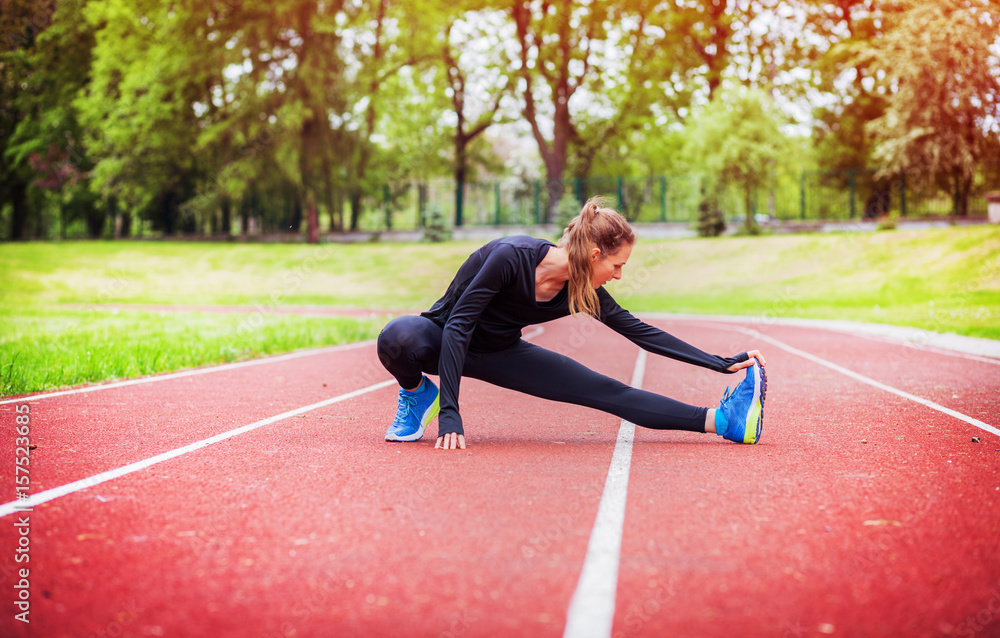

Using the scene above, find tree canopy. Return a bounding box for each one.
[1,0,998,239]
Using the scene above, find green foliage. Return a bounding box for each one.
[682,87,789,231]
[862,0,1000,215]
[2,0,998,238]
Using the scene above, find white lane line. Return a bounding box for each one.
[0,379,396,519]
[564,348,646,638]
[0,324,547,518]
[744,329,1000,439]
[0,340,376,405]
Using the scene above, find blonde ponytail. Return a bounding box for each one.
[558,196,635,318]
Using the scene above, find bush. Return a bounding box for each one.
[423,210,451,242]
[876,215,897,231]
[696,193,727,237]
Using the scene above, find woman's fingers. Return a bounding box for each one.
[727,350,767,372]
[747,349,767,366]
[435,433,467,450]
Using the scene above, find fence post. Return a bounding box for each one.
[849,169,856,219]
[417,181,426,227]
[617,177,624,216]
[494,182,501,226]
[659,176,667,222]
[799,172,806,220]
[533,180,541,224]
[384,184,391,230]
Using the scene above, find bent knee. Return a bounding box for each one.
[378,315,439,362]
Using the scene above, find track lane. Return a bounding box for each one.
[700,319,1000,428]
[0,346,390,497]
[1,317,635,638]
[2,316,998,637]
[615,320,1000,637]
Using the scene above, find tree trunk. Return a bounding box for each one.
[240,193,249,235]
[9,181,28,240]
[306,191,319,244]
[120,206,131,238]
[954,172,973,216]
[350,189,362,231]
[161,192,177,236]
[220,197,232,237]
[322,154,338,232]
[543,141,568,222]
[744,185,758,233]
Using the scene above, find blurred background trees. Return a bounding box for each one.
[1,0,998,240]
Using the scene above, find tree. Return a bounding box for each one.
[862,0,1000,216]
[1,0,58,240]
[682,86,788,232]
[75,0,208,235]
[511,0,610,221]
[7,0,102,238]
[442,9,513,226]
[341,0,439,232]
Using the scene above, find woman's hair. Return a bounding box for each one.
[558,196,635,319]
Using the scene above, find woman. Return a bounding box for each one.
[377,197,767,450]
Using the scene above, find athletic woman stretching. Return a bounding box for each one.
[377,197,767,450]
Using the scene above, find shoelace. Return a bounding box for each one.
[720,386,732,406]
[393,392,418,425]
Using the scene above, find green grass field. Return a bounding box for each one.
[2,225,998,397]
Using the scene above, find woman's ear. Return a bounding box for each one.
[591,246,601,262]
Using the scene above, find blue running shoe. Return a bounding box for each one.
[385,376,440,442]
[717,362,766,444]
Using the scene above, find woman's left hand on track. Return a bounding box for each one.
[727,349,766,372]
[435,433,466,450]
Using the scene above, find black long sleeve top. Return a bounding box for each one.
[421,235,745,437]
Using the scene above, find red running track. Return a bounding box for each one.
[1,316,998,638]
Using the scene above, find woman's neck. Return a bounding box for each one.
[537,245,570,284]
[535,245,571,302]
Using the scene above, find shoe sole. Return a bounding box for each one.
[742,364,764,445]
[385,392,440,442]
[751,366,767,444]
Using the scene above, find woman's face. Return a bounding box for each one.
[591,243,633,288]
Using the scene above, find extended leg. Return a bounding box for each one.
[464,340,708,432]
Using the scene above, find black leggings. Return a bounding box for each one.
[377,315,708,433]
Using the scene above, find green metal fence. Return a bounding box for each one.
[350,161,1000,232]
[800,163,1000,220]
[11,162,996,239]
